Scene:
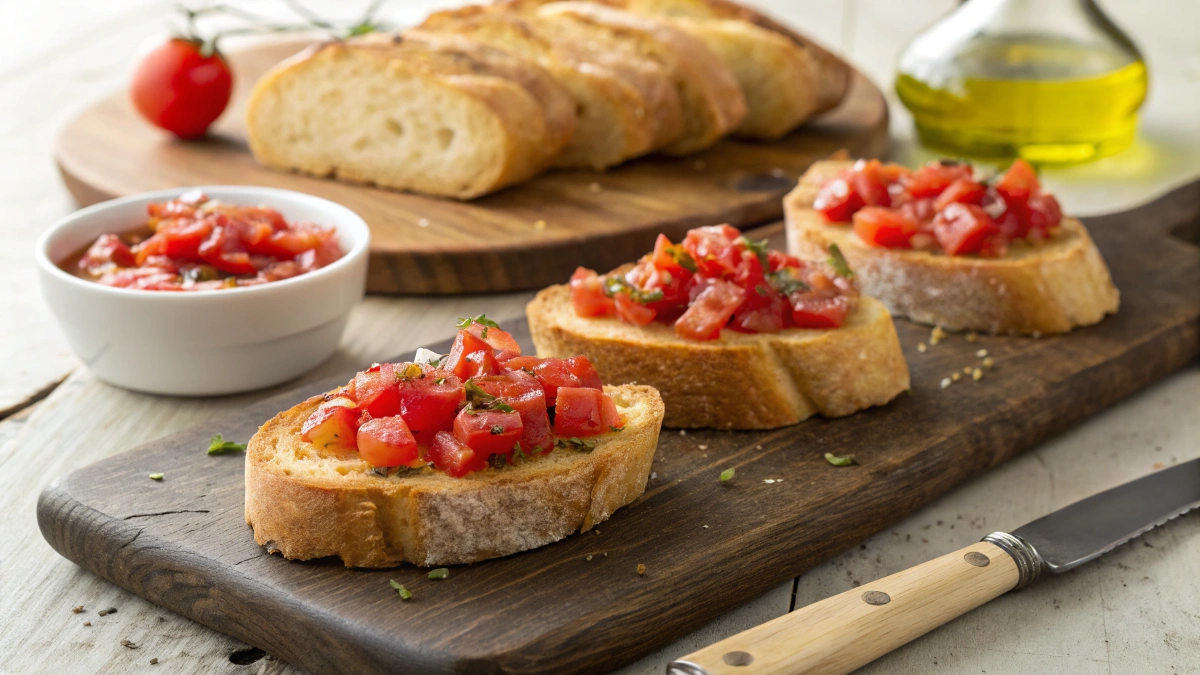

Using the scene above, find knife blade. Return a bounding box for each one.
[668,458,1200,675]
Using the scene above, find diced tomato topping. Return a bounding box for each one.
[428,431,486,478]
[531,357,582,405]
[553,387,608,437]
[300,397,360,450]
[503,355,544,373]
[1026,192,1063,237]
[853,207,919,249]
[600,393,623,430]
[443,330,499,380]
[614,292,656,325]
[566,356,603,390]
[453,408,523,457]
[933,203,1000,256]
[494,349,521,364]
[934,179,987,211]
[356,416,422,468]
[475,370,554,452]
[463,321,521,353]
[80,233,137,270]
[569,267,616,317]
[353,363,400,418]
[903,162,973,198]
[398,370,463,434]
[791,293,853,328]
[995,158,1039,203]
[675,279,745,341]
[682,224,742,278]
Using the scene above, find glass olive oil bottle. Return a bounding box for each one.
[896,0,1148,164]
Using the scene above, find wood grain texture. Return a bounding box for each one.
[34,181,1200,674]
[53,37,889,295]
[675,542,1018,675]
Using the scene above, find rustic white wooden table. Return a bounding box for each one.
[0,1,1196,673]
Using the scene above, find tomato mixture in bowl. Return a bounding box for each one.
[63,190,343,290]
[570,225,859,341]
[302,317,624,477]
[813,158,1063,257]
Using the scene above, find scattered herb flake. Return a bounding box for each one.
[668,246,698,272]
[719,467,736,482]
[828,243,855,278]
[428,568,450,581]
[488,454,507,469]
[120,640,138,650]
[456,314,500,331]
[207,433,246,455]
[603,275,664,304]
[765,268,810,296]
[824,452,856,467]
[609,425,625,433]
[435,377,446,385]
[490,425,504,435]
[389,580,413,600]
[556,437,597,452]
[148,473,164,481]
[739,236,770,267]
[98,607,118,616]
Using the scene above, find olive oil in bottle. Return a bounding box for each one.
[896,0,1148,164]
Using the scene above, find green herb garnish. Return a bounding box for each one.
[456,314,500,339]
[739,236,770,267]
[427,568,450,581]
[828,243,855,278]
[489,453,507,469]
[765,269,810,296]
[556,437,597,452]
[755,284,770,297]
[824,452,857,467]
[667,246,698,272]
[609,425,625,433]
[719,467,736,482]
[389,580,413,600]
[435,377,446,385]
[463,380,515,414]
[603,276,664,304]
[490,425,504,435]
[207,433,247,455]
[396,363,424,380]
[148,473,164,481]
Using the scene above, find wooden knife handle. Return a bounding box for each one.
[668,541,1020,675]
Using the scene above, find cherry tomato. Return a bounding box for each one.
[130,38,233,139]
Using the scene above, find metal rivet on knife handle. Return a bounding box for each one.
[861,590,891,605]
[982,531,1044,589]
[964,551,990,567]
[722,651,754,667]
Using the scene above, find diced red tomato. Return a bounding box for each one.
[398,370,464,434]
[494,349,521,364]
[903,162,973,198]
[80,233,137,270]
[463,321,521,353]
[934,179,987,211]
[853,207,919,249]
[503,355,543,373]
[531,357,582,405]
[849,159,895,208]
[569,267,616,317]
[356,415,422,468]
[428,431,486,477]
[443,330,499,380]
[198,221,258,275]
[675,279,745,341]
[995,159,1040,203]
[566,356,603,390]
[614,292,656,325]
[300,397,360,450]
[353,363,400,418]
[553,387,608,437]
[475,370,554,452]
[600,393,623,430]
[814,173,863,222]
[453,409,523,457]
[682,225,742,278]
[933,203,1000,256]
[1025,192,1063,236]
[791,293,854,328]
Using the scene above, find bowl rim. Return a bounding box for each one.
[36,185,371,302]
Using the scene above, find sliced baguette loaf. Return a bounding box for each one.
[528,285,909,429]
[246,33,575,199]
[245,383,664,568]
[785,161,1121,334]
[521,1,747,155]
[415,6,675,168]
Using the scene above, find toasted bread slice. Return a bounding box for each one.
[523,1,747,155]
[527,285,909,429]
[784,161,1121,335]
[246,34,575,199]
[245,384,664,568]
[604,0,850,114]
[415,6,673,168]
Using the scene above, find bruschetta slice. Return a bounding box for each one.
[245,319,664,568]
[527,226,910,429]
[785,159,1120,335]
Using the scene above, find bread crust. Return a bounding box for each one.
[784,161,1121,334]
[245,384,663,567]
[527,285,909,429]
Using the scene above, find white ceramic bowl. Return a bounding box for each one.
[37,186,369,396]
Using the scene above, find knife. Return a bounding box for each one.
[667,458,1200,675]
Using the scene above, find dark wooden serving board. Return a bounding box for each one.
[54,38,888,295]
[38,182,1200,674]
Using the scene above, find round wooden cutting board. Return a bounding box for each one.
[55,38,889,295]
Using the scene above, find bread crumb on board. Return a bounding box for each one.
[930,326,947,345]
[637,563,646,576]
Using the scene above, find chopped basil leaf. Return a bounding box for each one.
[603,275,664,304]
[556,437,597,452]
[493,402,515,413]
[456,314,500,331]
[824,452,857,467]
[463,380,515,414]
[207,433,247,455]
[755,284,770,297]
[148,473,164,481]
[435,377,446,385]
[488,453,507,469]
[389,580,413,600]
[719,467,736,482]
[828,243,855,278]
[427,568,450,581]
[609,425,625,432]
[668,246,698,272]
[765,269,810,296]
[490,425,504,435]
[739,237,770,267]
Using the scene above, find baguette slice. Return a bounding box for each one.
[784,161,1121,334]
[611,0,850,114]
[528,285,909,429]
[246,33,575,199]
[245,384,664,568]
[415,6,677,168]
[523,1,748,155]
